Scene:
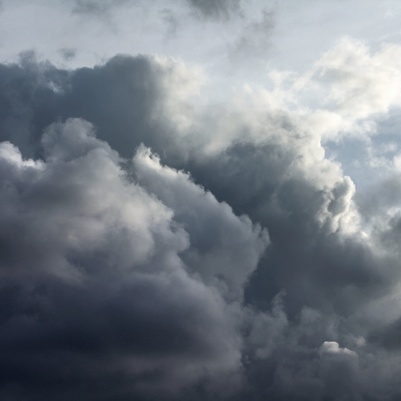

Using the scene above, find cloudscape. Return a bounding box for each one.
[1,1,401,400]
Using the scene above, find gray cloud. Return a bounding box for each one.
[133,145,268,300]
[0,54,187,160]
[229,9,275,64]
[186,142,392,318]
[71,0,131,18]
[186,0,242,20]
[58,48,77,61]
[0,117,260,400]
[1,52,401,400]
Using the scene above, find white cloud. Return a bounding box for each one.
[319,341,357,358]
[313,38,401,120]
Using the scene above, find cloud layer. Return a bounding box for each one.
[1,5,401,400]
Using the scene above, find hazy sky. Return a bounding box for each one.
[1,1,401,400]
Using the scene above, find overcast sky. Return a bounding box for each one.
[1,1,401,400]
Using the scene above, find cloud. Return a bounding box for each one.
[312,38,401,120]
[0,118,261,400]
[0,53,203,161]
[133,145,268,300]
[71,0,131,18]
[319,341,357,357]
[1,43,401,400]
[186,0,242,20]
[58,47,77,61]
[229,9,275,65]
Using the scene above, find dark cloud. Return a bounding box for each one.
[0,118,257,400]
[187,0,242,20]
[0,54,187,160]
[1,53,401,400]
[183,139,392,316]
[369,317,401,350]
[58,48,77,61]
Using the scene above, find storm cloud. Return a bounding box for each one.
[0,117,265,400]
[1,1,401,400]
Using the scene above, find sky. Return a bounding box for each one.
[1,1,401,400]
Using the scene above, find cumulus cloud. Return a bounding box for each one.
[0,117,266,400]
[1,37,401,400]
[313,39,401,120]
[133,145,268,300]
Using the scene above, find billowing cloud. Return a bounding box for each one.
[2,3,401,400]
[0,117,269,400]
[133,145,268,300]
[2,49,401,401]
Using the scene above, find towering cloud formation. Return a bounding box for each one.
[1,6,401,400]
[0,117,267,400]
